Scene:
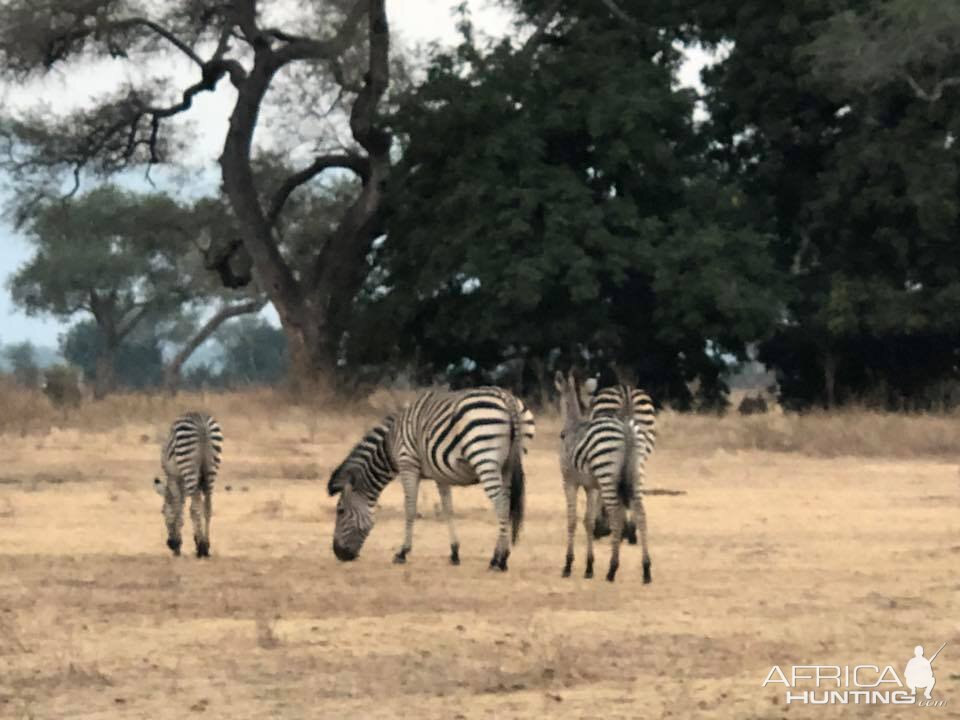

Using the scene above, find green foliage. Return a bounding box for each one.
[702,0,960,408]
[367,3,782,401]
[218,318,289,387]
[805,1,960,102]
[9,184,194,322]
[60,320,164,390]
[3,341,41,388]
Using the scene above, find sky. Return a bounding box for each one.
[0,0,711,348]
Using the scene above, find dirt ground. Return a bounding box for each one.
[0,409,957,719]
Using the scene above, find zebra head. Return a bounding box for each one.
[554,371,596,426]
[328,417,396,562]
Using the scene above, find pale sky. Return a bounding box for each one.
[0,1,711,348]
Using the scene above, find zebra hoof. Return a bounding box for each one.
[488,551,509,572]
[606,568,618,582]
[450,543,460,565]
[392,550,408,564]
[195,539,210,558]
[643,560,652,584]
[561,568,571,578]
[167,538,181,556]
[584,568,594,579]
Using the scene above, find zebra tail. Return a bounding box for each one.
[617,425,637,508]
[507,398,525,544]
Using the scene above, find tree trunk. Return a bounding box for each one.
[93,346,115,400]
[282,317,341,396]
[164,299,265,395]
[217,2,391,394]
[823,349,837,409]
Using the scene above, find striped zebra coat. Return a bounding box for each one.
[328,387,535,570]
[153,412,223,558]
[555,372,651,583]
[585,382,657,544]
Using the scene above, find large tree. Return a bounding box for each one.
[699,0,960,408]
[0,0,391,389]
[366,1,781,404]
[9,185,194,397]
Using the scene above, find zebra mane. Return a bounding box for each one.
[327,414,397,496]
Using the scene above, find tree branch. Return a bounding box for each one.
[163,297,266,393]
[599,0,638,27]
[519,0,564,57]
[349,0,390,156]
[269,1,368,67]
[117,299,158,340]
[111,17,204,67]
[903,71,960,103]
[266,153,370,227]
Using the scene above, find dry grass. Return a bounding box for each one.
[0,390,957,718]
[4,381,960,460]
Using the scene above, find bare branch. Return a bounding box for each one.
[116,302,152,339]
[903,71,960,103]
[271,1,367,63]
[164,297,267,393]
[349,0,390,156]
[111,17,204,67]
[267,154,370,227]
[599,0,638,27]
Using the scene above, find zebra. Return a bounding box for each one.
[584,382,657,544]
[152,412,222,558]
[555,371,651,583]
[328,387,535,570]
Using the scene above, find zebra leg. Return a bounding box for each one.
[583,489,598,579]
[632,488,652,584]
[604,498,626,582]
[203,487,213,557]
[163,479,184,556]
[561,479,577,577]
[480,467,510,571]
[437,484,460,565]
[189,490,209,558]
[623,456,642,545]
[393,470,420,564]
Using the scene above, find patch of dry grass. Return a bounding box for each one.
[0,383,957,460]
[654,407,960,458]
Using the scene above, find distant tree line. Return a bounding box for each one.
[1,1,959,409]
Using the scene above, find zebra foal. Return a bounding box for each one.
[153,411,223,558]
[555,371,651,583]
[585,382,657,544]
[328,387,534,570]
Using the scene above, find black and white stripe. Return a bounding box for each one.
[153,412,223,558]
[328,387,535,570]
[588,384,656,458]
[585,382,656,544]
[556,372,651,583]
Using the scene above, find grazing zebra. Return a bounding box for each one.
[555,371,651,583]
[585,382,657,544]
[328,387,535,570]
[153,412,223,558]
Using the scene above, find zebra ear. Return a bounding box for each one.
[328,464,348,496]
[553,370,566,392]
[153,477,165,497]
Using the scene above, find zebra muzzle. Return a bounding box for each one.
[333,540,358,562]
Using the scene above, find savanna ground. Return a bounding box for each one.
[0,386,958,719]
